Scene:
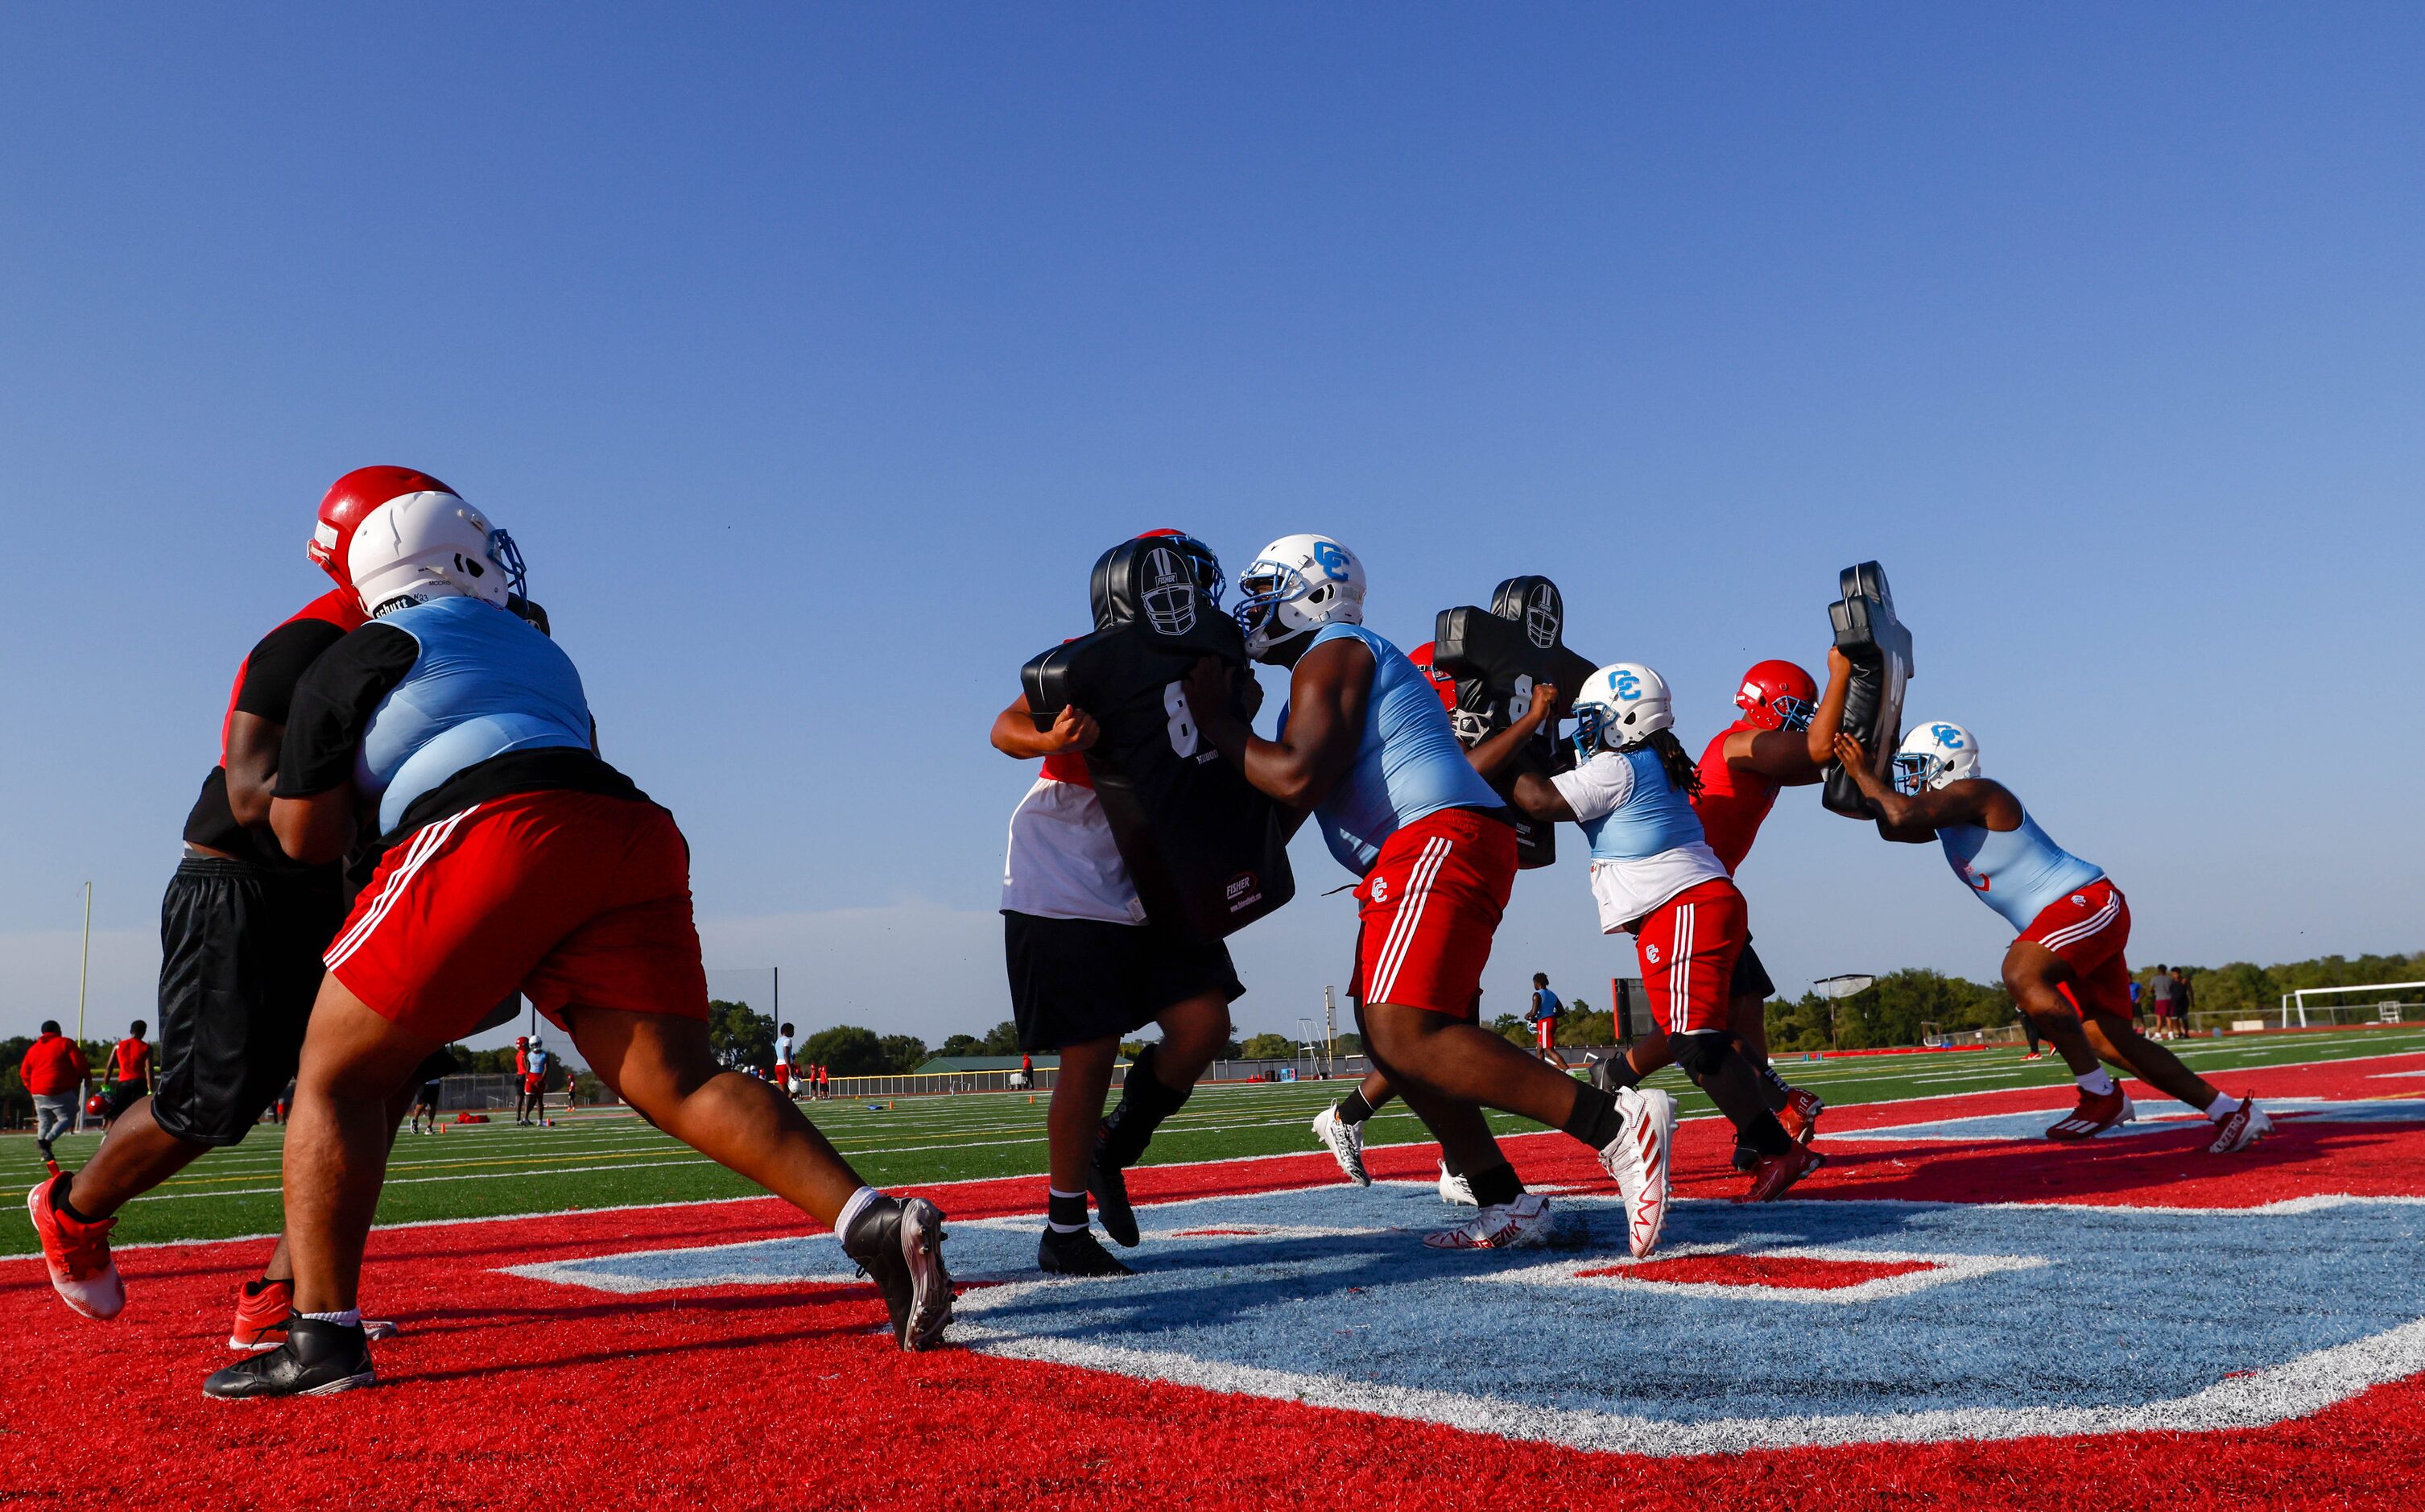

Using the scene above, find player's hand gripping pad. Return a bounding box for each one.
[1431,576,1599,868]
[1820,560,1915,819]
[1022,539,1295,940]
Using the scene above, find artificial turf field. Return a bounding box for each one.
[9,1026,2425,1511]
[10,1024,2424,1253]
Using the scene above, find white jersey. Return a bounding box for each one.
[775,1034,792,1065]
[1551,751,1729,932]
[1000,775,1146,925]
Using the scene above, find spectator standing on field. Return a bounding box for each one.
[21,1022,88,1168]
[2171,968,2195,1038]
[2147,965,2176,1040]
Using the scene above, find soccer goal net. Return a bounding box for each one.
[2273,981,2425,1030]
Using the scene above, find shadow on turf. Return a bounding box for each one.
[1783,1117,2411,1206]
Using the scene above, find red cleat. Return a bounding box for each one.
[1778,1087,1824,1146]
[1740,1145,1824,1204]
[27,1173,124,1320]
[2047,1088,2136,1141]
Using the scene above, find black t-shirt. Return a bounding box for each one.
[277,618,644,891]
[183,615,354,869]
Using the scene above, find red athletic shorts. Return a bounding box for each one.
[1535,1018,1555,1050]
[1634,878,1747,1036]
[325,789,712,1043]
[1348,808,1518,1019]
[2017,878,2132,1020]
[523,1074,544,1094]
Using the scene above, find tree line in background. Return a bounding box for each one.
[10,948,2418,1122]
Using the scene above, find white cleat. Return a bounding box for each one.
[1437,1160,1477,1206]
[1312,1103,1370,1187]
[2208,1096,2272,1155]
[1600,1086,1675,1259]
[1423,1192,1552,1250]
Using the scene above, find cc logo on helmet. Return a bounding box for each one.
[1312,540,1350,576]
[1931,723,1965,749]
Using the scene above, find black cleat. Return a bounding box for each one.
[203,1316,375,1399]
[841,1195,953,1352]
[1731,1142,1762,1175]
[1039,1225,1134,1277]
[1088,1141,1140,1249]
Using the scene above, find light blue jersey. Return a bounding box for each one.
[358,597,595,833]
[1289,622,1501,874]
[1576,747,1705,862]
[1938,809,2105,933]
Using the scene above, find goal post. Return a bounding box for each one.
[2277,981,2425,1029]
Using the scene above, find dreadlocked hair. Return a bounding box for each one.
[1617,728,1702,799]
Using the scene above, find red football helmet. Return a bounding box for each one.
[1735,659,1818,732]
[308,465,456,588]
[1408,641,1458,713]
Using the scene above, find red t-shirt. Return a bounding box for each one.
[1692,724,1781,878]
[19,1034,86,1096]
[112,1037,151,1084]
[514,1048,530,1076]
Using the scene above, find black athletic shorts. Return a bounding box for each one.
[1729,940,1777,1003]
[409,1047,459,1109]
[153,856,349,1146]
[101,1080,147,1122]
[1002,911,1244,1053]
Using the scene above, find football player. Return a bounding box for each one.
[1591,651,1853,1171]
[28,468,444,1348]
[1835,725,2270,1149]
[1187,536,1673,1257]
[204,488,952,1398]
[1498,663,1825,1213]
[991,531,1246,1278]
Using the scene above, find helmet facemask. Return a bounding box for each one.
[1769,695,1815,733]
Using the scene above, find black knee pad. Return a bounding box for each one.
[1672,1031,1734,1081]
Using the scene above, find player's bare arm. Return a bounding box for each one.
[268,787,356,866]
[221,711,287,827]
[1503,767,1577,824]
[1832,733,2018,841]
[990,694,1100,759]
[1184,638,1369,811]
[1464,680,1564,782]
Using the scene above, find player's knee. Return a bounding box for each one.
[1672,1031,1733,1082]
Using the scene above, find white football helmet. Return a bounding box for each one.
[1572,662,1671,753]
[346,490,527,618]
[1233,533,1365,660]
[1894,721,1981,794]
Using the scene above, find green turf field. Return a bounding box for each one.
[8,1025,2422,1255]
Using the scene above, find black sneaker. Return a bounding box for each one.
[1089,1130,1140,1249]
[841,1196,952,1352]
[203,1316,375,1399]
[1039,1225,1133,1278]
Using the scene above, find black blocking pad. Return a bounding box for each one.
[1820,560,1916,819]
[1431,575,1599,869]
[1021,554,1293,940]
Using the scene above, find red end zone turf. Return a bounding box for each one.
[6,1056,2425,1510]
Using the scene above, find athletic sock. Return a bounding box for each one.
[1046,1188,1089,1233]
[1754,1057,1791,1113]
[2076,1069,2117,1097]
[1338,1087,1379,1126]
[1597,1057,1644,1093]
[300,1308,361,1328]
[57,1195,99,1225]
[834,1184,881,1239]
[1560,1084,1626,1151]
[1099,1043,1192,1168]
[1467,1161,1523,1208]
[2206,1093,2241,1122]
[1694,1049,1796,1158]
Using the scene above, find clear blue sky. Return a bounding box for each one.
[4,5,2420,1049]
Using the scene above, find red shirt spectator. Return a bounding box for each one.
[20,1031,88,1096]
[112,1035,151,1086]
